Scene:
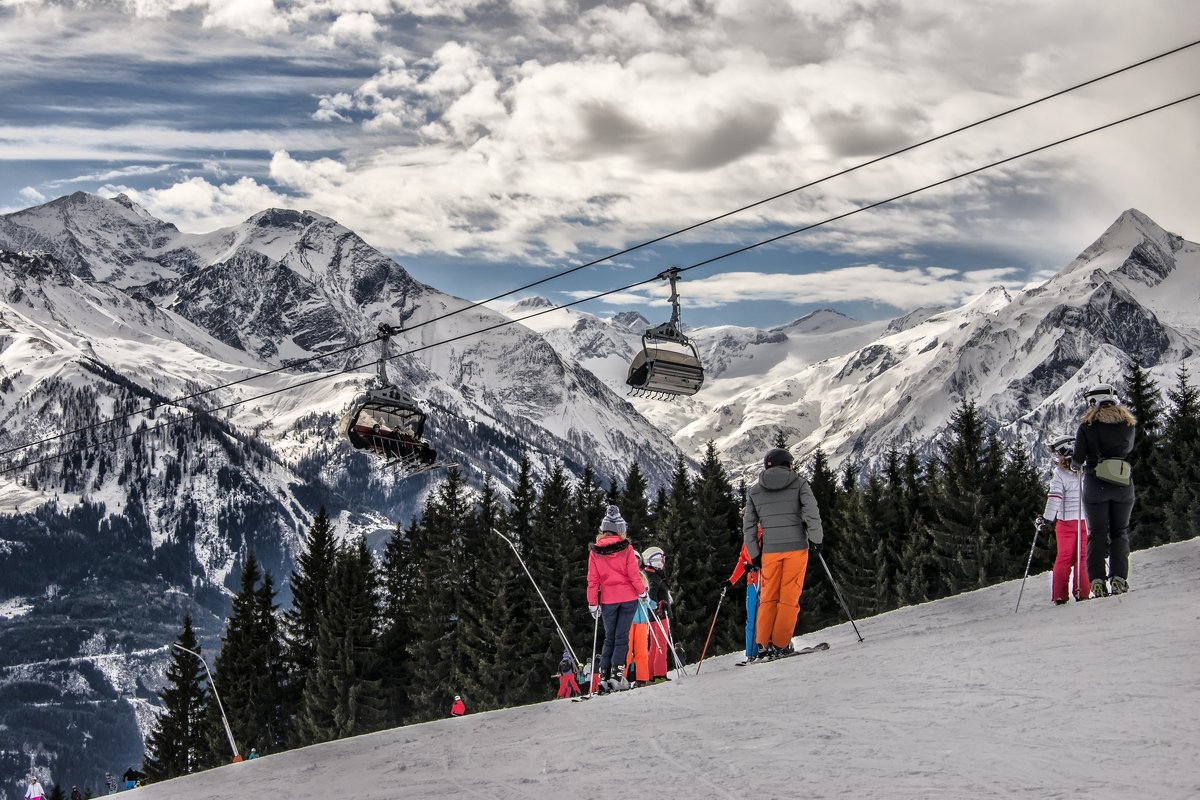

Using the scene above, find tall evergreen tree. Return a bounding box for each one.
[927,401,993,596]
[297,538,386,742]
[204,552,289,762]
[691,442,744,654]
[143,614,208,782]
[378,519,418,727]
[1122,356,1165,541]
[283,506,336,717]
[1154,367,1200,544]
[655,455,703,659]
[524,463,579,678]
[618,462,652,541]
[495,455,545,705]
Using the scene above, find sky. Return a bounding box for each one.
[2,0,1199,328]
[116,537,1200,799]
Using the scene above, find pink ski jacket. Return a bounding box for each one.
[586,535,644,606]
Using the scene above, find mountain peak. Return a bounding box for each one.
[1062,208,1179,279]
[781,308,859,334]
[610,310,651,332]
[509,296,557,313]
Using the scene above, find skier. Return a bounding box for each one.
[1071,384,1137,597]
[24,776,44,800]
[641,545,673,682]
[742,447,824,660]
[623,553,652,687]
[555,652,582,698]
[70,787,83,800]
[1040,434,1089,603]
[104,772,117,795]
[727,535,762,661]
[122,767,144,791]
[450,695,467,716]
[247,747,260,760]
[586,505,646,691]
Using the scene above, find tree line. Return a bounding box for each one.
[142,360,1199,781]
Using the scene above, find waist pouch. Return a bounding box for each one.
[1094,458,1132,486]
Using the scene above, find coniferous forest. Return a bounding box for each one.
[141,361,1200,781]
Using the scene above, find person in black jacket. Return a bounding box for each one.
[1072,384,1137,597]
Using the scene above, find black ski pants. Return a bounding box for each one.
[599,600,638,674]
[1083,476,1135,582]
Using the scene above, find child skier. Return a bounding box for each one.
[450,695,467,716]
[642,545,673,682]
[623,553,652,687]
[727,536,761,661]
[1041,434,1089,603]
[586,505,646,692]
[555,652,582,698]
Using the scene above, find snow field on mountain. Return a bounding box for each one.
[137,538,1200,800]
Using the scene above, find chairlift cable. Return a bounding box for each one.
[3,89,1197,474]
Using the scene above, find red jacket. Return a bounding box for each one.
[587,535,644,605]
[728,543,760,587]
[450,699,466,716]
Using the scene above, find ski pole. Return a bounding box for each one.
[1015,518,1041,613]
[492,528,581,668]
[818,552,864,642]
[588,609,600,696]
[647,601,687,678]
[695,585,727,675]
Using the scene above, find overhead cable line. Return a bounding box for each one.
[5,89,1197,476]
[5,37,1194,460]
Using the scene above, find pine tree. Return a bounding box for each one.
[1122,356,1165,542]
[618,462,652,541]
[297,538,387,741]
[205,552,289,763]
[143,614,208,782]
[893,448,938,606]
[524,463,580,680]
[1154,367,1200,544]
[378,519,417,727]
[494,455,545,706]
[283,506,336,719]
[691,442,743,654]
[655,455,701,658]
[927,401,992,596]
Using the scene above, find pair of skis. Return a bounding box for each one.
[735,641,830,666]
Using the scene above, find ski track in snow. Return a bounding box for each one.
[135,539,1200,799]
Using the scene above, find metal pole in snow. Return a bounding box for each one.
[491,528,581,669]
[818,552,864,642]
[172,643,240,762]
[1015,519,1041,614]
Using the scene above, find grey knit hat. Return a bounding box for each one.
[599,504,627,534]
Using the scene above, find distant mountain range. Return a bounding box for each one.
[498,208,1199,480]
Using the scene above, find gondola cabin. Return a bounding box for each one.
[339,386,437,465]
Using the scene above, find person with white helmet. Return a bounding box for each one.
[742,446,824,660]
[450,695,466,716]
[641,545,672,682]
[1040,434,1089,603]
[24,775,44,800]
[1072,384,1137,597]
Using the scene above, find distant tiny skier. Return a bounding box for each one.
[104,772,117,795]
[1041,434,1089,603]
[742,447,824,661]
[247,747,260,760]
[122,767,144,790]
[24,776,45,800]
[70,786,83,800]
[450,695,467,716]
[555,652,582,698]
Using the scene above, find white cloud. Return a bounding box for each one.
[18,186,46,203]
[567,265,1027,311]
[105,176,289,231]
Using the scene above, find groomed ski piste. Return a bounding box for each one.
[138,539,1200,799]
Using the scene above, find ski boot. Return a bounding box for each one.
[1110,576,1129,595]
[1090,578,1109,598]
[1053,598,1068,605]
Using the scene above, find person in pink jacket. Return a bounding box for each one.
[586,505,647,689]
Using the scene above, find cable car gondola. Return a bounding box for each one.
[338,324,439,472]
[625,267,704,400]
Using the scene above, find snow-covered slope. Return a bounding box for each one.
[129,537,1200,799]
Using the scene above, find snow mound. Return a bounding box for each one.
[136,538,1200,799]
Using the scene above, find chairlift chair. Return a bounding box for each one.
[338,323,439,472]
[625,267,704,400]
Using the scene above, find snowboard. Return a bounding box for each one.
[735,641,829,666]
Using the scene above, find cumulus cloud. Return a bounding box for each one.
[18,186,46,203]
[105,176,289,231]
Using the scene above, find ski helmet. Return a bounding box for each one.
[763,447,794,468]
[642,546,665,567]
[1084,384,1119,406]
[1049,434,1074,456]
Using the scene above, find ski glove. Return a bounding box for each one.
[809,541,823,555]
[588,604,602,619]
[742,561,758,573]
[1038,518,1055,536]
[750,553,762,570]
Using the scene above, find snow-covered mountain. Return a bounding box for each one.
[0,193,687,788]
[123,537,1200,799]
[508,210,1199,479]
